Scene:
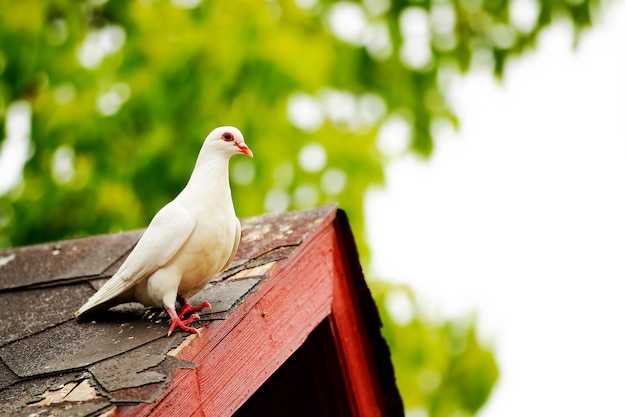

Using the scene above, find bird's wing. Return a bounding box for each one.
[76,200,196,316]
[218,218,241,273]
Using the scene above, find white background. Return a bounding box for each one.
[367,1,626,415]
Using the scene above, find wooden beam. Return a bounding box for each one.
[328,218,386,417]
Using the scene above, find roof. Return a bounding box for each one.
[0,205,403,416]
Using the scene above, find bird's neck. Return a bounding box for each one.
[185,156,233,201]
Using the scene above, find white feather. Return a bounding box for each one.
[76,126,252,318]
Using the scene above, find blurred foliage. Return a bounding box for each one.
[371,281,499,415]
[0,0,599,414]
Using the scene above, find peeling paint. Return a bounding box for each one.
[230,261,276,279]
[63,379,99,402]
[29,379,99,407]
[242,222,272,241]
[98,408,117,417]
[0,253,15,267]
[167,331,199,357]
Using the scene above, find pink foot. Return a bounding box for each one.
[167,313,200,337]
[177,297,211,319]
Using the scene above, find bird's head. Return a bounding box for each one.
[204,126,253,158]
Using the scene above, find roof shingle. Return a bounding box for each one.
[0,205,403,416]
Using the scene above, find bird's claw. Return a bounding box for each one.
[177,299,211,319]
[167,313,200,337]
[165,299,209,337]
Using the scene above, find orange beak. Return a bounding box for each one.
[237,143,253,158]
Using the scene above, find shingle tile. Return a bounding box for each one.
[0,231,143,290]
[0,316,173,378]
[0,284,94,345]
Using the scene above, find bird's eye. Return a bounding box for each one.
[222,132,234,142]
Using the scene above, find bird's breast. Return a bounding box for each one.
[172,215,238,296]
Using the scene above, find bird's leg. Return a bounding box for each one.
[165,305,200,337]
[176,296,211,319]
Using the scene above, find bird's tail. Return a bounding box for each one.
[75,273,133,318]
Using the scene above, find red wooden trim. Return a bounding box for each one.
[328,220,386,417]
[117,213,339,417]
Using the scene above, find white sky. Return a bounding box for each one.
[366,1,626,416]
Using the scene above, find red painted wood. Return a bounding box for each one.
[329,224,386,417]
[120,212,339,417]
[234,318,353,417]
[194,224,337,415]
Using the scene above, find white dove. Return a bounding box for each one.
[76,126,253,336]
